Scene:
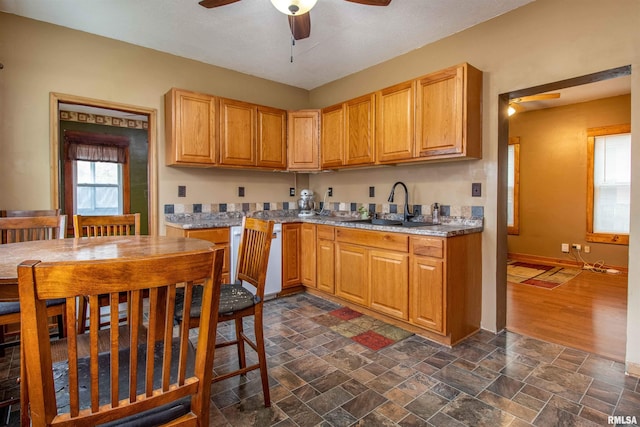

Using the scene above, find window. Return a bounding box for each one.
[507,137,520,235]
[75,161,123,215]
[587,124,631,245]
[63,130,130,220]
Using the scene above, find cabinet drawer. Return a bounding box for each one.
[317,225,335,241]
[336,228,408,252]
[410,236,444,258]
[185,228,230,244]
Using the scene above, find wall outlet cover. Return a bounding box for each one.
[471,183,481,197]
[369,186,375,197]
[290,187,295,197]
[238,187,245,197]
[178,185,186,197]
[328,187,333,197]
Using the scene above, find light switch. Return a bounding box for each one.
[471,183,481,197]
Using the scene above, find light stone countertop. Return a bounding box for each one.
[165,212,483,238]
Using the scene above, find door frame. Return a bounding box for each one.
[49,92,159,235]
[496,65,632,331]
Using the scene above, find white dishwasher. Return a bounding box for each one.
[229,223,282,299]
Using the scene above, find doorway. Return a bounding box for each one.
[497,66,632,358]
[49,93,158,235]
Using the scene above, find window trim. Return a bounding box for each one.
[507,137,520,235]
[586,123,630,245]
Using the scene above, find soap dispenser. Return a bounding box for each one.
[432,203,440,224]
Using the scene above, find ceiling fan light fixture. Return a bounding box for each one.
[271,0,317,15]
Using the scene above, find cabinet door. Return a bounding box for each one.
[282,223,301,288]
[335,242,368,306]
[376,81,415,163]
[257,106,287,169]
[321,104,344,168]
[410,256,445,334]
[416,65,464,157]
[165,226,230,283]
[316,238,335,294]
[300,223,316,287]
[219,98,256,166]
[369,250,409,320]
[165,88,217,166]
[345,94,375,166]
[288,110,320,171]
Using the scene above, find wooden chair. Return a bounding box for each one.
[73,213,141,333]
[0,215,68,353]
[0,209,61,218]
[176,217,275,407]
[73,213,140,238]
[18,247,224,426]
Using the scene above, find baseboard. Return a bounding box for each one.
[508,252,628,274]
[627,361,640,379]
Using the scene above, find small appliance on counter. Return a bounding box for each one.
[297,189,316,217]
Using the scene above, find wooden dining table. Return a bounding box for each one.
[0,235,214,287]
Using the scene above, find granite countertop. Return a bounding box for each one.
[165,212,483,238]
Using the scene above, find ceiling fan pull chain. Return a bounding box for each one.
[291,36,295,63]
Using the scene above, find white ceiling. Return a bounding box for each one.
[0,0,535,90]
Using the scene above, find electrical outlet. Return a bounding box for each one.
[328,187,333,197]
[289,187,295,197]
[561,243,569,253]
[178,185,186,197]
[572,243,581,251]
[238,186,245,197]
[471,183,481,197]
[584,245,591,253]
[369,186,375,197]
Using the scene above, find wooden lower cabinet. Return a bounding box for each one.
[316,225,335,293]
[335,242,369,306]
[282,223,301,289]
[410,256,444,333]
[300,223,316,287]
[164,225,230,283]
[369,250,409,321]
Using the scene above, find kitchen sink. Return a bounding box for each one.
[345,218,437,227]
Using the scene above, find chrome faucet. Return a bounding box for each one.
[387,181,413,222]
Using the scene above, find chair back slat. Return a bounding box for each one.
[73,213,141,238]
[19,248,224,427]
[235,217,274,298]
[0,215,67,244]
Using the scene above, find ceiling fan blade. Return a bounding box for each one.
[198,0,241,8]
[512,93,560,103]
[288,13,311,40]
[344,0,392,5]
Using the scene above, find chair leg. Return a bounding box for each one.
[254,309,270,407]
[0,327,5,358]
[235,317,246,371]
[20,327,29,426]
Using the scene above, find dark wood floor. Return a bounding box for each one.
[507,267,628,362]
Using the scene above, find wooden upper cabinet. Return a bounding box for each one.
[321,103,344,169]
[219,99,287,169]
[345,94,375,166]
[415,62,482,160]
[257,106,287,169]
[376,81,415,163]
[288,110,320,171]
[219,98,256,166]
[165,88,217,166]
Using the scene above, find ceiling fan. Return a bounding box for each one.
[199,0,392,41]
[508,93,560,115]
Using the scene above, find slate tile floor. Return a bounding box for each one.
[2,292,640,426]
